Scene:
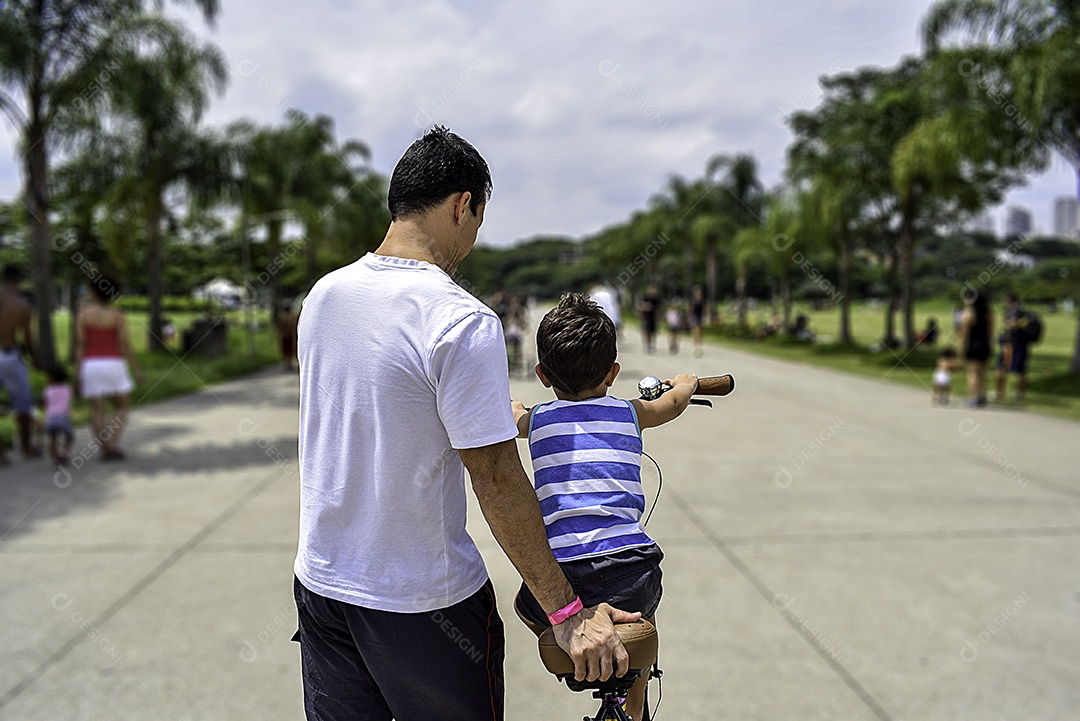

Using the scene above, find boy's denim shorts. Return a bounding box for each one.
[515,544,663,628]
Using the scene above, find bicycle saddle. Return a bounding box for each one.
[514,599,658,693]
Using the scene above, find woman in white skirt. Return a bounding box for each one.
[75,277,144,460]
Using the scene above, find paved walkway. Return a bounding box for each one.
[1,334,1077,720]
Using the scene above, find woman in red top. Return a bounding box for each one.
[74,277,144,460]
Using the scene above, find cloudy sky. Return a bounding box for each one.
[1,0,1075,246]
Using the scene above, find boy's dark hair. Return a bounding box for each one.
[387,126,491,221]
[536,292,617,395]
[47,364,69,383]
[941,347,957,359]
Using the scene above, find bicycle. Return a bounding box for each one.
[514,374,735,721]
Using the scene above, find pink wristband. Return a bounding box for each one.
[547,596,583,626]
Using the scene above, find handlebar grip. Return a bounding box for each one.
[695,374,735,396]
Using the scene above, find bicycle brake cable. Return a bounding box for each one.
[642,451,663,527]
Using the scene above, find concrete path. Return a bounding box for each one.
[1,334,1077,720]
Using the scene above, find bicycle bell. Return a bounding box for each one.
[638,375,667,400]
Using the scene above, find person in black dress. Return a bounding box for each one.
[959,293,993,407]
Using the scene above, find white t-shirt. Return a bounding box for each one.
[294,253,518,613]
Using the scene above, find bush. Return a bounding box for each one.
[115,295,213,313]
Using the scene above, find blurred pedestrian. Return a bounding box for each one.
[43,364,75,466]
[0,264,43,461]
[959,292,992,408]
[665,299,684,355]
[997,292,1035,403]
[277,298,299,371]
[638,285,660,354]
[75,276,144,460]
[588,283,622,337]
[932,348,958,406]
[689,286,706,357]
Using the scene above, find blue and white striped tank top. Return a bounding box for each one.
[528,396,654,562]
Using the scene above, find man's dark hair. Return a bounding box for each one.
[387,126,491,221]
[2,264,24,284]
[536,292,617,396]
[1005,292,1019,304]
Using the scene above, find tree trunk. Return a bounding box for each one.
[683,241,693,301]
[781,272,792,330]
[838,230,852,344]
[1072,168,1080,374]
[899,206,916,350]
[146,193,167,352]
[25,115,57,368]
[306,226,318,289]
[267,217,283,317]
[67,280,79,364]
[884,244,898,346]
[736,269,748,329]
[705,236,718,324]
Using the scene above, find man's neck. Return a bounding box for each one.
[375,220,459,274]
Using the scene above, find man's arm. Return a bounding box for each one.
[460,439,640,682]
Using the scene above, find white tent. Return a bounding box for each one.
[193,278,247,309]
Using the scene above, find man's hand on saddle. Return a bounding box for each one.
[552,602,641,682]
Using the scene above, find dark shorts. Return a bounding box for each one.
[965,340,990,362]
[44,415,74,438]
[1008,343,1029,374]
[293,577,504,721]
[515,544,664,629]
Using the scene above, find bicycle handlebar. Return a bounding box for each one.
[637,374,735,401]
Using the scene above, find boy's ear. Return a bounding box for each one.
[604,362,621,387]
[535,364,553,388]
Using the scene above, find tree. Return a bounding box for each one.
[704,154,765,328]
[924,0,1080,370]
[50,132,124,360]
[0,0,220,366]
[101,14,228,350]
[282,110,372,288]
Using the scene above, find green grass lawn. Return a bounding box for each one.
[1,309,284,451]
[704,299,1080,422]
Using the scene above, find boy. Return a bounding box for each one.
[512,292,697,721]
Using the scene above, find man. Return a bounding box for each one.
[294,127,637,721]
[0,264,42,461]
[996,292,1032,403]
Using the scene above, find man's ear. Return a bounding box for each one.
[453,192,473,226]
[535,364,553,388]
[605,362,621,387]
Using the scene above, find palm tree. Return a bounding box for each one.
[282,110,372,287]
[51,132,125,360]
[0,0,220,366]
[924,0,1080,370]
[102,15,228,351]
[704,154,765,328]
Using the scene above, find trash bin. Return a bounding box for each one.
[183,318,228,357]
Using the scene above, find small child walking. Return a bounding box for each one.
[43,365,75,466]
[933,348,958,406]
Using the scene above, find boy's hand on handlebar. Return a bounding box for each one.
[664,373,699,392]
[552,602,641,682]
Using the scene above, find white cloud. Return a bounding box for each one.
[0,0,1074,247]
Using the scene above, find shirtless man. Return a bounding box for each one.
[0,265,43,461]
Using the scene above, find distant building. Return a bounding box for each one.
[1005,206,1033,236]
[967,213,996,235]
[1053,196,1080,239]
